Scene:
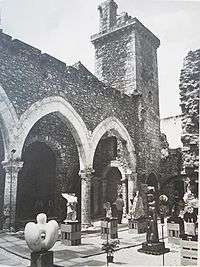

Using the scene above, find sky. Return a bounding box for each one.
[0,0,199,118]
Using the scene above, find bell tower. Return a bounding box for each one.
[91,0,160,115]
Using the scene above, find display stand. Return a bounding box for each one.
[167,217,184,245]
[138,241,170,255]
[30,251,53,267]
[180,235,198,266]
[61,221,81,246]
[101,218,118,239]
[128,218,147,234]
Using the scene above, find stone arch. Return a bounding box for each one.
[17,96,90,170]
[0,85,18,160]
[90,117,136,172]
[102,160,126,181]
[101,162,130,215]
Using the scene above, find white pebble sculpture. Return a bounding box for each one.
[24,213,59,252]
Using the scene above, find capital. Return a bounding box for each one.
[127,172,137,180]
[2,159,23,173]
[79,167,95,181]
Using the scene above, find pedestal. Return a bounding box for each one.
[180,236,198,266]
[167,217,184,245]
[30,251,53,267]
[61,221,81,246]
[128,218,147,234]
[138,241,170,255]
[101,218,118,239]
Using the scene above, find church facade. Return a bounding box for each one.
[0,0,161,229]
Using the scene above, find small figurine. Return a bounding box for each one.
[103,201,112,218]
[62,193,78,222]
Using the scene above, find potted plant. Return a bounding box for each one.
[102,239,119,263]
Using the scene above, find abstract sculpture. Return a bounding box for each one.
[25,213,59,252]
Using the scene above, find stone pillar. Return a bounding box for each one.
[79,168,94,228]
[2,159,23,230]
[102,179,107,202]
[121,178,128,217]
[127,173,137,202]
[92,176,99,216]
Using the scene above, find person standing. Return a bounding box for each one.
[115,194,124,224]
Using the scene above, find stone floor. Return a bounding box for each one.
[0,220,197,266]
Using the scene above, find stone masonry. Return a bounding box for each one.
[91,0,161,183]
[179,49,199,177]
[0,0,161,228]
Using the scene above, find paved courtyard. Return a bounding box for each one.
[0,221,187,267]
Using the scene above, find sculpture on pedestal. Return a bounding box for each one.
[60,193,81,246]
[24,213,58,252]
[24,213,59,267]
[183,179,198,237]
[138,186,170,255]
[62,193,78,222]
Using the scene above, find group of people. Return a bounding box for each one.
[103,194,124,224]
[104,191,145,224]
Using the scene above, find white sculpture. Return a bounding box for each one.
[62,193,78,222]
[24,213,59,252]
[183,181,198,209]
[129,191,145,220]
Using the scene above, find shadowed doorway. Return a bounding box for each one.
[105,167,122,205]
[16,142,56,224]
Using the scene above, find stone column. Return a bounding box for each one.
[121,178,128,217]
[79,168,94,228]
[92,176,99,216]
[102,179,107,202]
[127,173,137,204]
[2,159,23,230]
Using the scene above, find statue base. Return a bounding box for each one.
[138,242,170,255]
[167,217,184,245]
[101,217,118,239]
[61,221,81,246]
[128,218,147,234]
[30,251,62,267]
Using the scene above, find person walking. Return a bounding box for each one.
[115,194,124,224]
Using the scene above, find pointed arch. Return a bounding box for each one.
[90,117,136,171]
[0,85,18,160]
[102,160,126,180]
[16,96,90,170]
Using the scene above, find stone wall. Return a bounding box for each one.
[0,26,161,183]
[159,133,183,212]
[0,130,5,227]
[92,27,136,94]
[179,49,199,176]
[160,148,182,184]
[0,31,137,135]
